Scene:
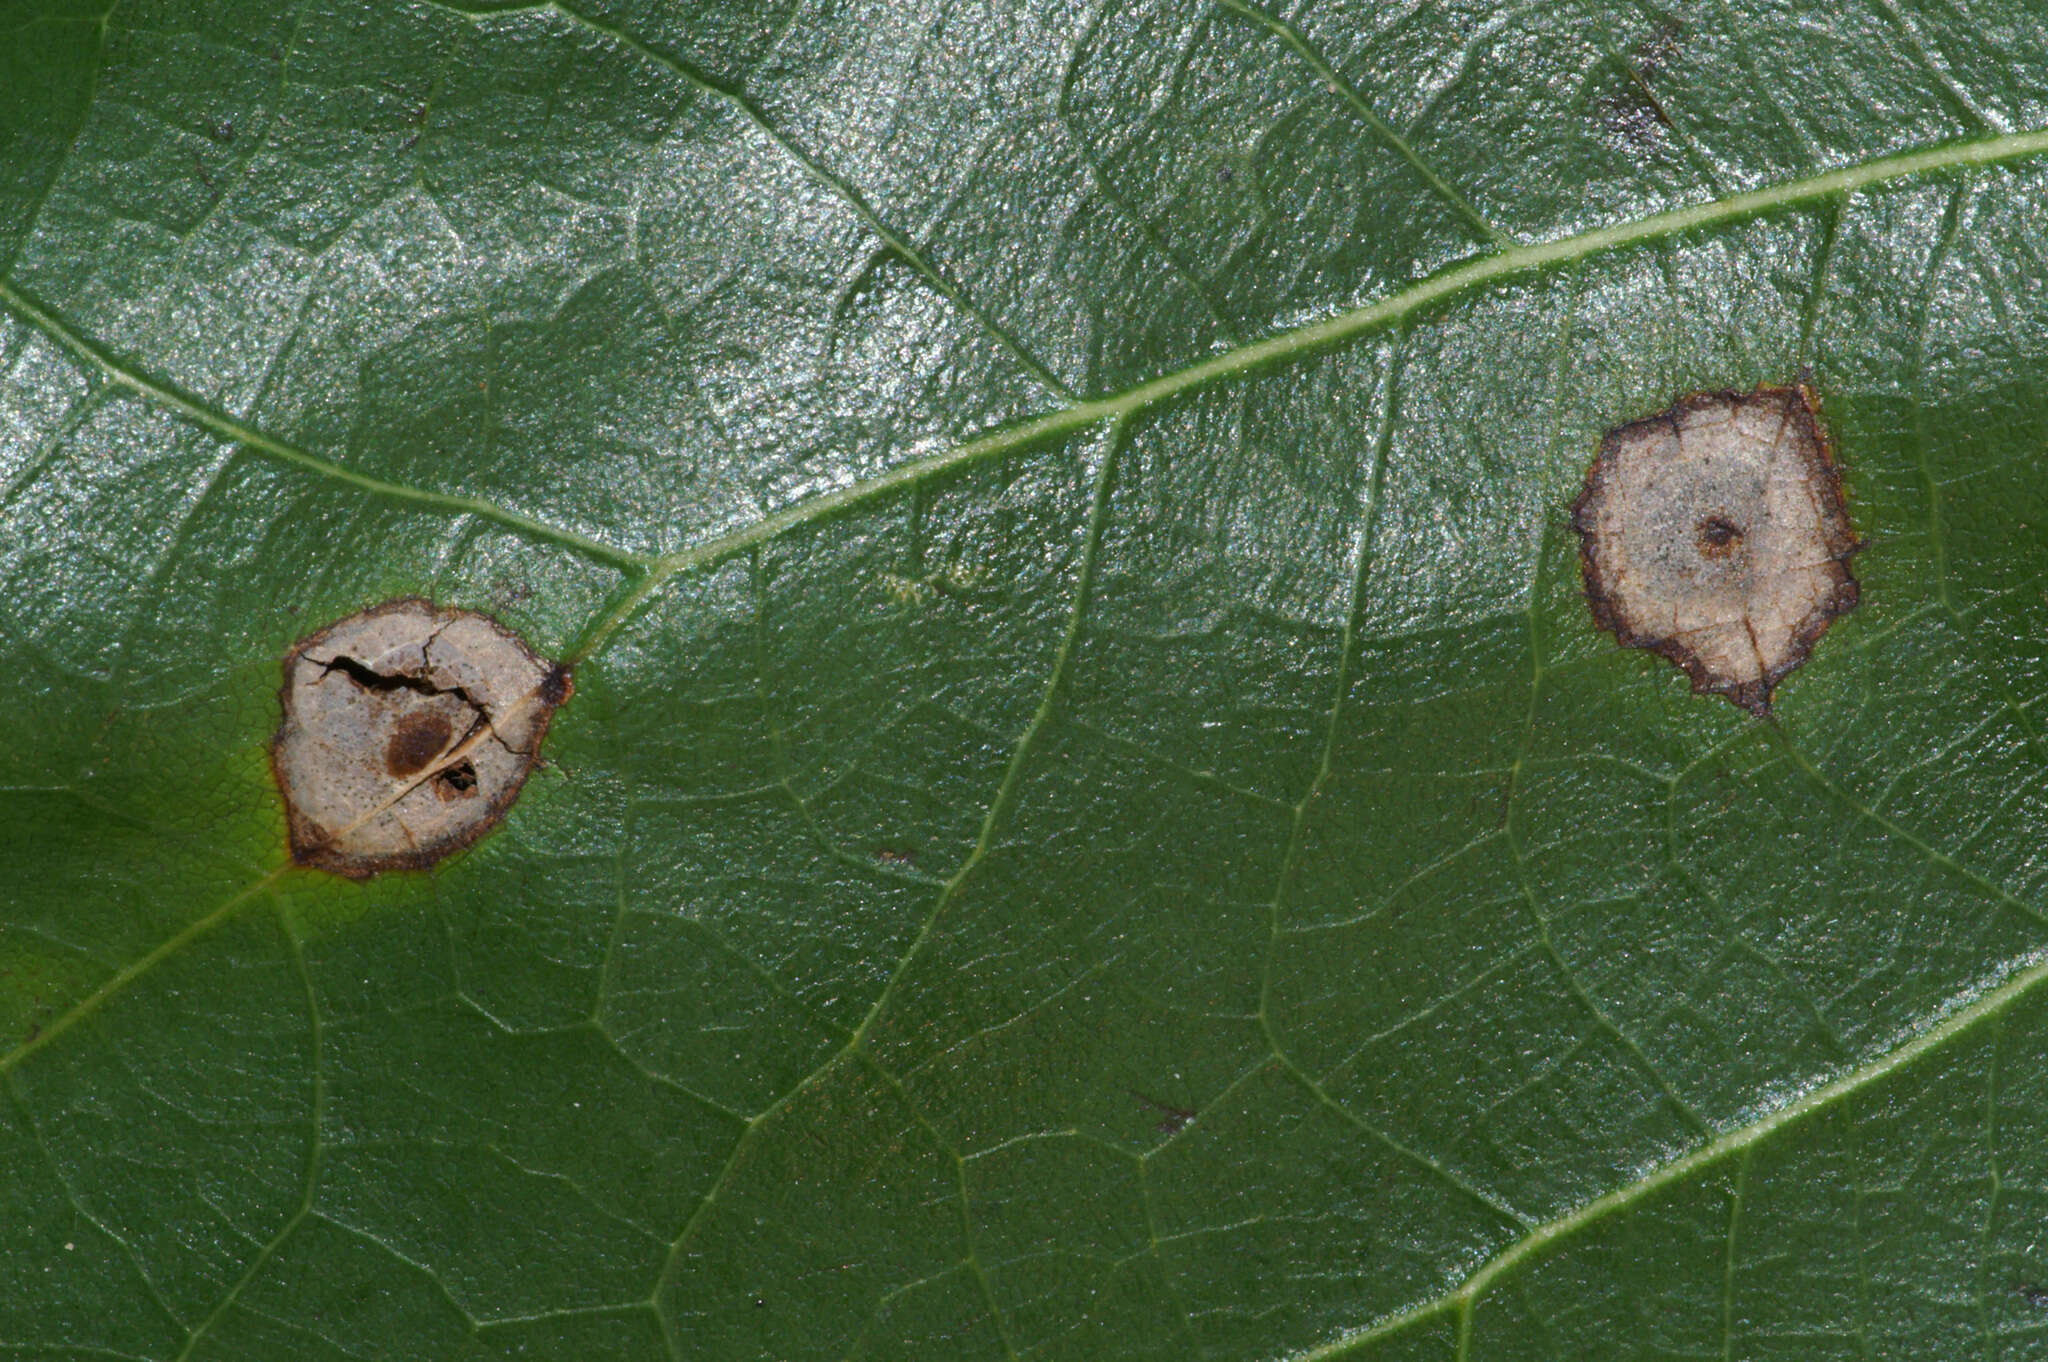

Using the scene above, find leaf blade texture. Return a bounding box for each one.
[5,1,2048,1358]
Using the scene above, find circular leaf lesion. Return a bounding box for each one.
[1572,383,1862,714]
[270,598,572,878]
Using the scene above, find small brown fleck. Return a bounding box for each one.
[1572,383,1861,715]
[271,598,570,878]
[385,711,454,777]
[1695,514,1744,557]
[1597,22,1683,151]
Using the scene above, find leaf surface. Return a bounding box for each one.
[5,1,2048,1358]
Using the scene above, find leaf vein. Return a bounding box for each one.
[1302,934,2048,1359]
[570,124,2048,662]
[434,0,1078,401]
[0,279,648,570]
[1212,0,1509,247]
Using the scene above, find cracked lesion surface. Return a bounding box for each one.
[271,598,572,877]
[1573,384,1861,714]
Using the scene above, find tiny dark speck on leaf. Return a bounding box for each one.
[2020,1285,2048,1309]
[1131,1089,1195,1134]
[1596,22,1682,150]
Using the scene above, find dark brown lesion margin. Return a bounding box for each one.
[1570,382,1864,716]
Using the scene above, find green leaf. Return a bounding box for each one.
[5,1,2048,1358]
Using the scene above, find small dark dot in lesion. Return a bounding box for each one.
[1696,514,1744,557]
[435,760,478,799]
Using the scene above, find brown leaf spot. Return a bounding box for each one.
[271,598,571,878]
[1596,22,1682,152]
[1572,384,1860,714]
[385,711,454,777]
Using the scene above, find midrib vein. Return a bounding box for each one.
[9,126,2048,645]
[572,123,2048,654]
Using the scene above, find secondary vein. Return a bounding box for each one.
[0,277,649,571]
[1299,944,2048,1360]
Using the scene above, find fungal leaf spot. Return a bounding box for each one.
[271,598,572,878]
[1572,384,1860,715]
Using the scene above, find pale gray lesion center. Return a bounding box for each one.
[312,645,488,799]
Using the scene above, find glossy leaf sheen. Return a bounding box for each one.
[4,2,2048,1359]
